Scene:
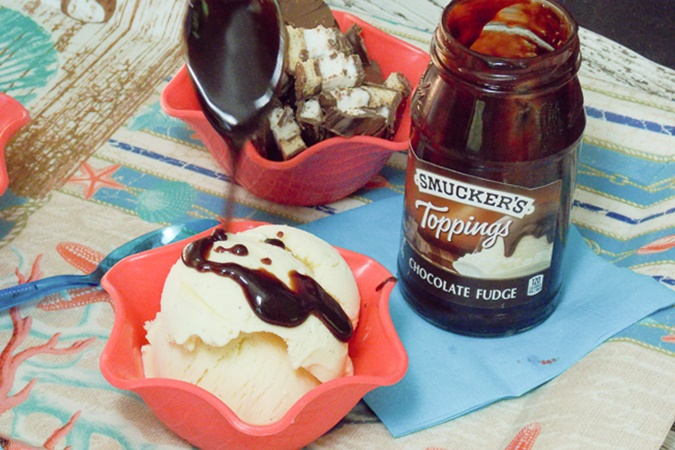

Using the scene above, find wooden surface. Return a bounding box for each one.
[5,0,185,198]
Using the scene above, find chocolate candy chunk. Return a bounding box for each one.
[322,108,387,138]
[295,59,323,99]
[269,106,307,160]
[344,24,385,84]
[278,0,337,28]
[344,24,371,66]
[296,99,327,145]
[384,72,413,99]
[256,4,413,161]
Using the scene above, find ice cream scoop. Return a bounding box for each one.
[141,224,360,425]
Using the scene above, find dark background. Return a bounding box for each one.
[558,0,674,69]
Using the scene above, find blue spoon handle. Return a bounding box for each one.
[0,273,99,312]
[0,219,218,313]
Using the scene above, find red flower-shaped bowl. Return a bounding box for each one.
[161,11,430,206]
[100,220,407,450]
[0,93,30,196]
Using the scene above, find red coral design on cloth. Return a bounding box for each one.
[661,334,675,343]
[636,235,675,255]
[504,423,541,450]
[14,255,43,285]
[43,410,80,450]
[67,162,126,200]
[0,308,95,446]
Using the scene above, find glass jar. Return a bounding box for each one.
[397,0,585,337]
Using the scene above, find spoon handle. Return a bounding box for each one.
[0,273,99,312]
[0,219,218,313]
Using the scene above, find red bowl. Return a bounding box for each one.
[100,220,407,450]
[161,11,430,206]
[0,93,30,196]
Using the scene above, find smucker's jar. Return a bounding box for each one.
[397,0,585,337]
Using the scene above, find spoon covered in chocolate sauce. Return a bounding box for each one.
[184,0,286,152]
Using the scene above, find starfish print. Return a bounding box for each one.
[504,423,541,450]
[68,162,126,200]
[637,235,675,255]
[35,242,112,310]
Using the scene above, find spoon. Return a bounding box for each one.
[0,218,218,312]
[183,0,286,152]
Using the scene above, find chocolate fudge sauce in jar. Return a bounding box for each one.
[397,0,585,337]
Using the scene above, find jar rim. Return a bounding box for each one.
[439,0,580,64]
[429,0,582,93]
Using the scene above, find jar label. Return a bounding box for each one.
[401,149,563,308]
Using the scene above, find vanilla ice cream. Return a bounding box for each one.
[453,234,553,279]
[141,224,360,425]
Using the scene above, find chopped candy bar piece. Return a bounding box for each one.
[363,84,402,110]
[343,24,371,66]
[363,84,403,131]
[319,84,404,139]
[297,98,326,144]
[286,25,309,75]
[322,107,387,138]
[362,60,384,84]
[256,8,413,160]
[384,72,413,98]
[303,26,350,59]
[269,106,307,160]
[322,85,400,116]
[343,23,384,83]
[298,98,323,121]
[278,0,337,29]
[319,87,368,111]
[295,59,323,99]
[318,53,365,91]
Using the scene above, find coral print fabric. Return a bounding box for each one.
[0,0,674,448]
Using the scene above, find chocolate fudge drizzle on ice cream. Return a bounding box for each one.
[182,228,353,342]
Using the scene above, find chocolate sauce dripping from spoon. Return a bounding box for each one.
[183,0,286,225]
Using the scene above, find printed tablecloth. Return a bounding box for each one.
[0,1,673,448]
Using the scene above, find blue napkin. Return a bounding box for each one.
[300,194,675,437]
